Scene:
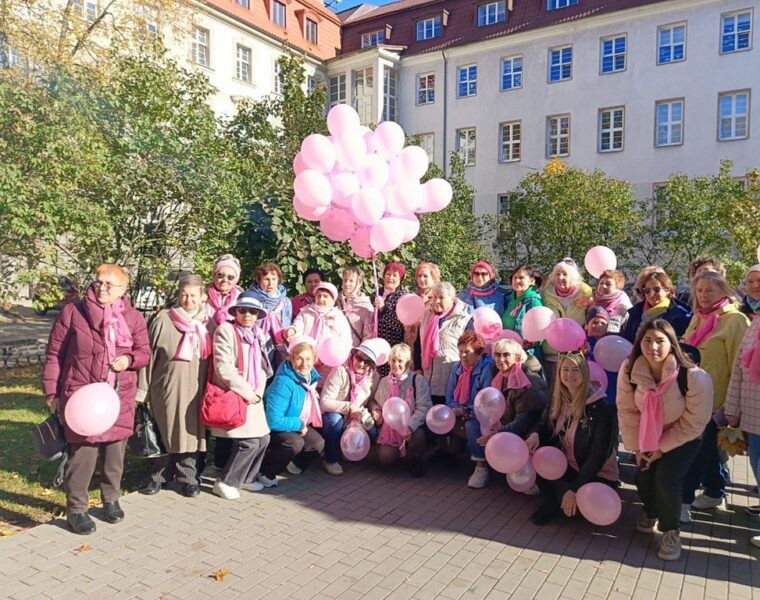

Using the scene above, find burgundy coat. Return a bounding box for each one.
[42,288,150,444]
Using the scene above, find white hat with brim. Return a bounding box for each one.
[228,292,268,319]
[355,338,391,367]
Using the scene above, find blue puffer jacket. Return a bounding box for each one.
[264,361,320,432]
[445,354,494,409]
[620,299,692,343]
[457,281,507,315]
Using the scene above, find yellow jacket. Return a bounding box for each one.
[541,283,593,357]
[683,302,749,411]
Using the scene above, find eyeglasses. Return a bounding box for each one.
[215,273,236,281]
[473,271,490,277]
[236,307,259,315]
[493,352,513,359]
[94,281,124,291]
[353,353,374,365]
[641,286,663,295]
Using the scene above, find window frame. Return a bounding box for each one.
[191,26,210,67]
[657,21,687,65]
[654,98,685,147]
[545,114,571,158]
[499,120,522,163]
[235,44,252,83]
[457,64,478,98]
[455,127,477,167]
[548,45,573,83]
[273,60,283,95]
[361,30,385,48]
[598,106,625,153]
[720,9,753,54]
[328,73,347,108]
[234,0,250,7]
[417,133,435,162]
[599,34,626,74]
[272,0,286,28]
[717,89,751,141]
[416,16,442,41]
[305,18,318,44]
[477,1,506,27]
[547,0,578,10]
[500,55,523,91]
[416,72,435,106]
[382,67,398,122]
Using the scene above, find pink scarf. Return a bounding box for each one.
[168,308,211,361]
[453,364,474,405]
[469,286,496,297]
[594,291,625,315]
[262,299,285,344]
[421,305,454,370]
[639,365,679,453]
[298,377,322,427]
[741,323,760,383]
[348,367,371,410]
[309,306,330,342]
[237,326,263,392]
[686,298,731,347]
[102,298,134,386]
[554,286,575,298]
[206,286,240,326]
[377,373,415,455]
[492,363,531,390]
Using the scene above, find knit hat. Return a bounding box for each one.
[585,306,610,324]
[746,264,760,279]
[383,262,406,281]
[470,260,495,281]
[288,335,317,353]
[314,282,339,302]
[228,291,267,318]
[213,254,241,282]
[355,338,391,366]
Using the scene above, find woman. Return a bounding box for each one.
[740,265,760,319]
[404,262,441,361]
[374,262,408,376]
[620,268,691,343]
[369,343,432,477]
[584,307,618,408]
[526,353,619,527]
[725,312,760,547]
[248,262,292,361]
[205,254,243,327]
[259,339,326,486]
[682,272,749,513]
[541,259,593,390]
[209,292,272,500]
[592,269,632,334]
[445,332,494,488]
[337,266,373,347]
[617,319,712,560]
[291,268,324,319]
[42,264,150,535]
[502,265,544,370]
[417,282,471,404]
[458,260,506,315]
[137,274,210,497]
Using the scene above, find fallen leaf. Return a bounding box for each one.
[74,544,92,553]
[213,568,231,582]
[0,530,15,537]
[159,595,170,600]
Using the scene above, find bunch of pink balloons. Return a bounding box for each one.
[293,104,454,258]
[65,382,121,437]
[426,404,455,435]
[340,421,371,461]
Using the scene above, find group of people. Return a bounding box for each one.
[42,254,760,563]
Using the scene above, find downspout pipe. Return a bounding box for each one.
[442,49,448,176]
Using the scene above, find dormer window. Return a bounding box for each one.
[361,30,385,48]
[478,1,505,27]
[548,0,578,9]
[416,15,442,41]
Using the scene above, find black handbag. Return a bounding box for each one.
[128,403,165,458]
[30,414,67,461]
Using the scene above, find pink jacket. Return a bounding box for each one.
[617,356,713,454]
[290,305,352,345]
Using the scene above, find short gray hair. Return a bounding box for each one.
[430,281,456,299]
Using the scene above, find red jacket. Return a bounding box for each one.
[42,288,150,444]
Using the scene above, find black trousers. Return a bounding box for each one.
[259,427,325,479]
[150,452,199,485]
[536,466,617,511]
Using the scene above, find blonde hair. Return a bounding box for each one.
[550,353,590,422]
[95,263,129,286]
[289,342,316,361]
[689,271,738,311]
[388,343,412,369]
[416,262,441,284]
[545,259,583,292]
[491,339,527,363]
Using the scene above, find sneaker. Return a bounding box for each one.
[751,535,760,548]
[745,505,760,517]
[323,461,344,476]
[241,481,264,492]
[257,473,278,488]
[286,461,303,475]
[680,504,692,524]
[657,530,682,561]
[467,466,489,489]
[691,493,726,510]
[523,484,541,496]
[212,480,240,500]
[636,512,657,533]
[201,465,223,479]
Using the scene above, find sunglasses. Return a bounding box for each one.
[236,307,259,315]
[472,271,490,277]
[215,273,236,281]
[641,286,663,295]
[353,353,374,365]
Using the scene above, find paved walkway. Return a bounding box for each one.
[1,452,758,600]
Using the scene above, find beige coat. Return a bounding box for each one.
[617,355,713,454]
[210,322,271,439]
[724,317,760,435]
[420,299,470,396]
[137,308,208,453]
[319,364,379,415]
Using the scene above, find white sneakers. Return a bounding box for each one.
[636,512,657,533]
[323,461,344,476]
[751,535,760,548]
[286,461,303,475]
[524,484,541,496]
[467,466,489,489]
[691,493,727,510]
[212,480,240,500]
[680,504,692,524]
[657,530,682,561]
[257,473,279,488]
[241,481,264,492]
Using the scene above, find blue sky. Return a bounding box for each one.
[329,0,398,13]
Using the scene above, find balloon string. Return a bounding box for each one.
[372,255,379,337]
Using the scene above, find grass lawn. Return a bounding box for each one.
[0,367,150,534]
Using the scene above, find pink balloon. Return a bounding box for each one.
[334,133,368,171]
[576,482,622,526]
[584,246,617,279]
[373,121,406,160]
[300,133,336,173]
[320,209,355,242]
[341,422,370,461]
[426,404,455,435]
[294,170,332,208]
[351,188,385,226]
[396,293,426,326]
[317,336,352,367]
[356,154,390,190]
[382,397,411,435]
[327,104,361,137]
[350,226,373,259]
[395,145,429,181]
[293,152,307,175]
[370,218,405,253]
[531,446,568,481]
[330,173,360,208]
[485,432,530,474]
[293,195,329,221]
[363,129,377,155]
[545,318,586,352]
[506,462,537,493]
[473,307,503,340]
[398,214,420,243]
[384,185,406,216]
[418,178,453,213]
[65,382,120,437]
[474,387,506,433]
[593,335,633,373]
[493,329,523,345]
[522,306,555,342]
[587,360,608,393]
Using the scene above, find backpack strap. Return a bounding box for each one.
[677,367,689,397]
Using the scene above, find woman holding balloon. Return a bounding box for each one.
[43,264,150,535]
[458,260,506,315]
[617,319,712,560]
[374,262,408,377]
[337,266,373,347]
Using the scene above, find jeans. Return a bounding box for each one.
[683,419,727,503]
[321,412,377,464]
[464,418,485,461]
[638,437,701,532]
[749,433,760,504]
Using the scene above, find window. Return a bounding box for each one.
[139,5,158,40]
[655,99,684,146]
[272,1,286,27]
[546,115,570,157]
[457,65,477,97]
[329,73,346,107]
[418,133,434,162]
[383,67,398,122]
[307,76,317,95]
[598,107,624,152]
[274,60,283,94]
[548,46,572,82]
[548,0,578,9]
[478,1,505,27]
[234,0,249,7]
[73,0,98,22]
[191,27,209,67]
[305,19,318,44]
[718,91,750,141]
[236,45,251,83]
[658,23,686,64]
[456,128,476,166]
[416,16,441,41]
[417,73,435,105]
[499,121,521,162]
[353,67,374,124]
[721,11,752,53]
[600,35,626,73]
[501,56,522,90]
[361,30,385,48]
